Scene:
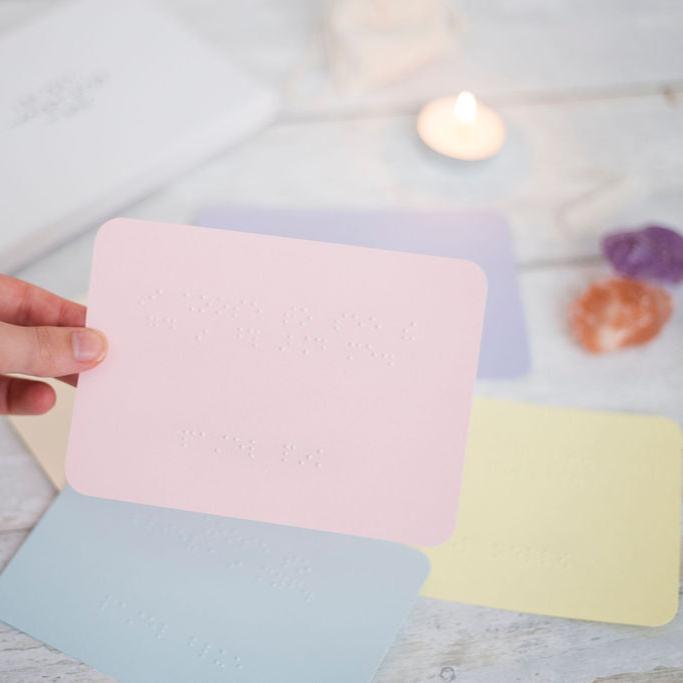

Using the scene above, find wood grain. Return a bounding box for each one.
[594,668,683,683]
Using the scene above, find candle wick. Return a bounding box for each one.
[454,91,477,125]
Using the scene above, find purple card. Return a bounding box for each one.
[196,207,529,378]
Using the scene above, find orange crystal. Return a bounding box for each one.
[569,277,672,353]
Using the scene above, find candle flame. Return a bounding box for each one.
[454,91,477,124]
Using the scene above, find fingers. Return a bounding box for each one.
[0,376,56,415]
[0,275,85,327]
[0,321,107,378]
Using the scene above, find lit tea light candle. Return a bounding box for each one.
[417,91,506,160]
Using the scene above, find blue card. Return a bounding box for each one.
[197,207,529,378]
[0,488,428,683]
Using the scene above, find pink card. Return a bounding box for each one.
[67,219,486,545]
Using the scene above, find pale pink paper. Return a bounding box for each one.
[66,219,486,545]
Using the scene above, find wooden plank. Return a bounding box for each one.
[281,0,683,117]
[0,622,113,683]
[374,592,683,682]
[144,0,683,116]
[0,1,48,34]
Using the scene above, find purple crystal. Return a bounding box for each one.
[602,224,683,284]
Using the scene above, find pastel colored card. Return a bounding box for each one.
[421,398,682,626]
[0,488,428,683]
[197,207,528,379]
[6,296,87,488]
[66,219,486,545]
[6,376,73,489]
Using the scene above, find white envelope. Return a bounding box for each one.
[0,0,278,271]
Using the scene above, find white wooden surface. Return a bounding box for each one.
[2,1,683,681]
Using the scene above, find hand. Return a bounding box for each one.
[0,275,107,415]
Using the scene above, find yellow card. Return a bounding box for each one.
[421,398,682,626]
[7,377,73,489]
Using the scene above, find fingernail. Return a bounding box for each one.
[72,329,107,363]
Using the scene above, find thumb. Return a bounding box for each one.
[0,321,108,378]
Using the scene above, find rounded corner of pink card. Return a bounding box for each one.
[96,217,130,240]
[454,258,489,307]
[419,512,459,548]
